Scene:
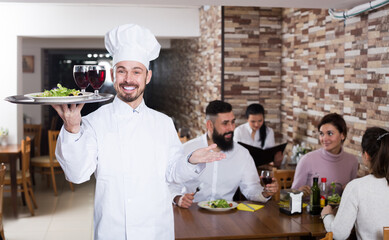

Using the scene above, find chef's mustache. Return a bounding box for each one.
[223,131,233,137]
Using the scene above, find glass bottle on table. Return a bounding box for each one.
[309,177,320,215]
[319,177,328,208]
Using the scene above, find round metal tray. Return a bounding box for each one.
[4,93,114,105]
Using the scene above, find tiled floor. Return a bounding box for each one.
[3,174,95,240]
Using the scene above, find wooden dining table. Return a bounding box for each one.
[0,144,21,217]
[174,200,326,240]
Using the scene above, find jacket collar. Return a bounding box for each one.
[113,96,145,116]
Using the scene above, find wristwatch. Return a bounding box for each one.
[173,196,180,205]
[187,151,194,164]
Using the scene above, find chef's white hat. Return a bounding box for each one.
[105,24,161,69]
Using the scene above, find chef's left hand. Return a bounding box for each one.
[261,177,279,198]
[188,144,226,164]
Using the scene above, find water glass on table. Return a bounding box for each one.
[261,170,273,192]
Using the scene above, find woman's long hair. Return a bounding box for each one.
[361,127,389,185]
[246,104,267,148]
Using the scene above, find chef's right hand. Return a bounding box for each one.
[174,193,194,208]
[51,104,85,133]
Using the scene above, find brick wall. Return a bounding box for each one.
[150,6,222,138]
[222,6,389,157]
[151,5,389,158]
[282,7,389,155]
[223,7,283,141]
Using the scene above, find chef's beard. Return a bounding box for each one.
[212,128,234,151]
[113,77,146,103]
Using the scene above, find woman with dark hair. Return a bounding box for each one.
[234,103,275,149]
[321,127,389,239]
[291,113,358,196]
[234,104,282,166]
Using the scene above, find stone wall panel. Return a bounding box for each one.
[281,6,389,156]
[151,6,222,138]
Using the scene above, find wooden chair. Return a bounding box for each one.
[50,116,58,130]
[272,167,295,201]
[384,227,389,240]
[4,137,37,216]
[179,136,188,143]
[23,124,42,157]
[177,131,188,143]
[0,164,6,240]
[31,130,74,196]
[320,232,333,240]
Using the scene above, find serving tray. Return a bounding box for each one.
[5,93,114,105]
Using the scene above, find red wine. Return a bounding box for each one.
[88,69,106,90]
[262,177,273,185]
[73,72,89,88]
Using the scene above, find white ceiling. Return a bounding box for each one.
[0,0,371,10]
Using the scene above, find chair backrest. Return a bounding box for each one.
[384,227,389,240]
[320,232,333,240]
[48,130,60,164]
[0,163,7,223]
[179,136,188,143]
[21,137,32,180]
[177,131,189,143]
[272,167,295,201]
[50,116,58,130]
[24,124,42,157]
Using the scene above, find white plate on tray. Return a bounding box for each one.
[197,201,238,212]
[24,92,94,102]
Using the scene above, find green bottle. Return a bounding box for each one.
[310,177,321,215]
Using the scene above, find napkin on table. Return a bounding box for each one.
[237,203,264,212]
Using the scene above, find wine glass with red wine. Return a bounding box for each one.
[73,65,89,93]
[87,65,106,97]
[261,170,273,192]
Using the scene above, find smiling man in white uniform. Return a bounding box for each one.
[52,24,225,240]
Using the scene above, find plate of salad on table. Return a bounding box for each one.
[198,199,238,212]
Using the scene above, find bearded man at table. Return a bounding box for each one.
[51,24,225,240]
[170,100,279,208]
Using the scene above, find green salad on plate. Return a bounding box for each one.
[207,199,233,208]
[35,84,81,97]
[328,182,341,205]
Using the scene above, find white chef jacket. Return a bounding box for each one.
[169,134,269,203]
[234,122,275,149]
[55,97,204,240]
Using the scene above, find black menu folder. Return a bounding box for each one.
[238,142,287,167]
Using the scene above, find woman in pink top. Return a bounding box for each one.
[291,113,358,196]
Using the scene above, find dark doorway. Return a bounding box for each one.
[41,49,115,154]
